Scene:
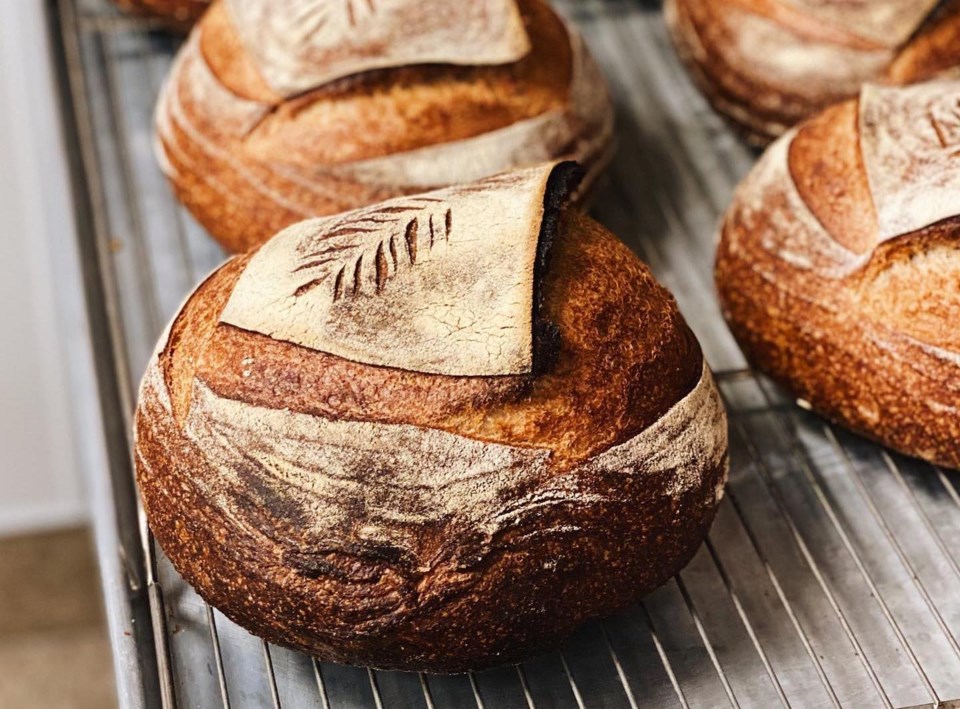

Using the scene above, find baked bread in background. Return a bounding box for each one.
[716,81,960,469]
[112,0,209,29]
[134,162,728,673]
[665,0,960,144]
[155,0,614,254]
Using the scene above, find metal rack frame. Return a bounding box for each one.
[52,0,960,707]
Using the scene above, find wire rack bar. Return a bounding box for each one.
[56,0,960,707]
[885,457,960,584]
[784,394,960,700]
[725,418,893,708]
[205,604,232,709]
[731,378,943,706]
[312,660,331,709]
[639,603,691,709]
[672,576,740,709]
[830,436,960,656]
[261,643,282,709]
[702,538,791,708]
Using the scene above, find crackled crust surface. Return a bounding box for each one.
[135,166,728,672]
[716,81,960,468]
[112,0,209,28]
[665,0,960,143]
[219,168,558,377]
[155,0,614,253]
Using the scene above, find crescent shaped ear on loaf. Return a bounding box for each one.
[716,79,960,470]
[219,163,579,376]
[134,161,728,673]
[153,0,615,253]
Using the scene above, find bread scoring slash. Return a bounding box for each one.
[134,162,729,673]
[717,80,960,469]
[154,0,614,252]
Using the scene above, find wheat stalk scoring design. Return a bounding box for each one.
[289,196,453,301]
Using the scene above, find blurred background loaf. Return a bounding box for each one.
[155,0,614,252]
[665,0,960,143]
[112,0,210,28]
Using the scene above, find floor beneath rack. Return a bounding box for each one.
[0,528,117,708]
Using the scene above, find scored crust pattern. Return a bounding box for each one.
[779,0,941,47]
[135,163,730,668]
[664,0,960,146]
[730,81,960,281]
[220,166,554,377]
[224,0,531,96]
[860,82,960,240]
[717,81,960,467]
[153,4,614,251]
[157,30,610,192]
[137,356,726,589]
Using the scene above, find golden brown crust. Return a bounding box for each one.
[135,172,727,672]
[788,99,877,254]
[203,0,572,165]
[666,0,960,144]
[888,1,960,84]
[156,0,613,253]
[163,253,247,425]
[664,0,889,144]
[166,252,534,437]
[197,3,275,101]
[172,209,702,464]
[112,0,209,28]
[716,86,960,469]
[135,382,725,671]
[859,231,960,354]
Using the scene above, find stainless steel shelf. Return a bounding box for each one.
[53,0,960,707]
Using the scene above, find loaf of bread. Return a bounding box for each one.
[716,81,960,468]
[112,0,209,28]
[665,0,960,144]
[134,162,728,672]
[154,0,614,254]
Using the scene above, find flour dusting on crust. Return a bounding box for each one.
[224,0,530,97]
[731,9,889,102]
[339,32,614,191]
[732,131,862,279]
[860,81,960,241]
[220,165,556,376]
[135,360,725,571]
[588,364,727,498]
[154,24,611,219]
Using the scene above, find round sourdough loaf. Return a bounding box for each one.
[154,0,614,254]
[134,162,728,673]
[665,0,960,144]
[112,0,209,28]
[716,81,960,469]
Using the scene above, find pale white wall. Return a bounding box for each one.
[0,2,89,534]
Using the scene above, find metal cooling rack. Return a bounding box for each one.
[51,0,960,707]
